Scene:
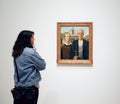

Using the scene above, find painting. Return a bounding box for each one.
[57,22,93,64]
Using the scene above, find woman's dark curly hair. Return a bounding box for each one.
[12,30,34,58]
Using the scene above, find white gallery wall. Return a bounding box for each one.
[0,0,120,104]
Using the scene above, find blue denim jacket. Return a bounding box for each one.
[14,47,46,87]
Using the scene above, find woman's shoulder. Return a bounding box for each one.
[61,44,64,47]
[23,47,35,55]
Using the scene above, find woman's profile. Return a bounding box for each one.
[12,30,46,104]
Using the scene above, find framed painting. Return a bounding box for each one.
[57,22,93,64]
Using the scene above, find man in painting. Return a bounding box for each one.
[61,32,72,59]
[69,29,89,60]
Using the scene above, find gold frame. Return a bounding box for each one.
[57,22,93,64]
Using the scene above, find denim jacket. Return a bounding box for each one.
[14,47,46,87]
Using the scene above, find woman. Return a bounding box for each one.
[61,32,72,59]
[12,30,46,104]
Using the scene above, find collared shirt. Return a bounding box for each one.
[78,40,83,46]
[64,42,72,46]
[78,40,83,59]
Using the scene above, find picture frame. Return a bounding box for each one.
[57,22,93,64]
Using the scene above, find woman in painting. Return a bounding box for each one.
[61,32,72,59]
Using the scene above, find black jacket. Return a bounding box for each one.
[69,39,89,59]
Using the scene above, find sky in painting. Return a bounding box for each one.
[61,26,89,36]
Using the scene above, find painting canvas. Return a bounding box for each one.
[57,22,93,64]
